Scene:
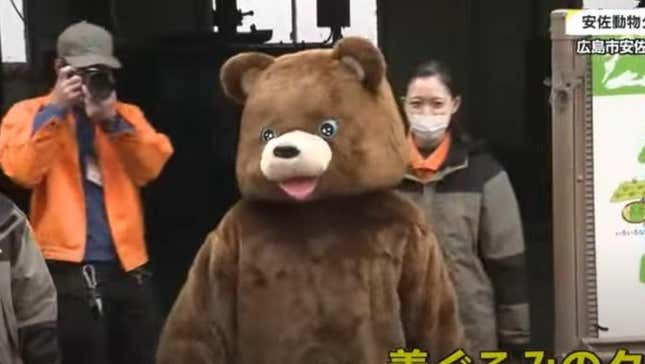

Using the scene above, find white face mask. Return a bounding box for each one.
[407,113,450,147]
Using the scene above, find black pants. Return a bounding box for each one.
[47,261,162,364]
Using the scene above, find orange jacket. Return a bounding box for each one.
[0,95,173,271]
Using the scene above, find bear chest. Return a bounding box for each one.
[233,212,410,361]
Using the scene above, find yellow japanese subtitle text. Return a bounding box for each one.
[388,347,644,364]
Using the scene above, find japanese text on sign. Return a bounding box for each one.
[576,39,645,55]
[566,10,645,35]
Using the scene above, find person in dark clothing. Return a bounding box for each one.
[0,193,60,364]
[397,60,530,361]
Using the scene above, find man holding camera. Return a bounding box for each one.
[0,21,173,364]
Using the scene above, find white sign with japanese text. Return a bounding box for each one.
[566,9,645,35]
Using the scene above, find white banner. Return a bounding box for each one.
[566,9,645,35]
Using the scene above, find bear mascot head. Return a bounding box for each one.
[156,37,465,364]
[223,37,408,202]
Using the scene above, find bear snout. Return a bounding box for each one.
[260,130,332,182]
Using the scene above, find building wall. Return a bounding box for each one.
[235,0,376,43]
[2,0,642,64]
[1,0,26,62]
[0,0,376,63]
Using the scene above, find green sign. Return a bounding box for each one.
[592,37,645,96]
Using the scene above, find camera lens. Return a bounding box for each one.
[84,69,115,101]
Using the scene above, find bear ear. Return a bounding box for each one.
[332,36,385,92]
[220,52,275,104]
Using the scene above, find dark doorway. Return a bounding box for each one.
[377,0,581,352]
[1,0,330,315]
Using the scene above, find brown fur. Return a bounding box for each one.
[156,37,465,363]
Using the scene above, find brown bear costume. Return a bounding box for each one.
[156,37,465,363]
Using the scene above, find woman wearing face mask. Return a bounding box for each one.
[398,60,530,359]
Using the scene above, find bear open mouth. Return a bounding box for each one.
[278,177,319,201]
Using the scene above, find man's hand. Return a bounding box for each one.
[84,87,117,123]
[50,66,83,108]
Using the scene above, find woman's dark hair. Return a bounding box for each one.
[406,60,484,153]
[409,60,461,98]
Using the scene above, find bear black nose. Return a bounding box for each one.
[273,145,300,159]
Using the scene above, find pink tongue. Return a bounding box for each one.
[278,178,318,200]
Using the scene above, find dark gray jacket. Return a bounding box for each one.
[0,194,59,364]
[397,141,530,357]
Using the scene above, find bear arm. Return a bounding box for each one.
[398,225,467,359]
[156,229,239,364]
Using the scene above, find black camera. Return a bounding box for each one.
[71,66,115,101]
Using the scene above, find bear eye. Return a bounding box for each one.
[260,127,277,143]
[319,119,339,140]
